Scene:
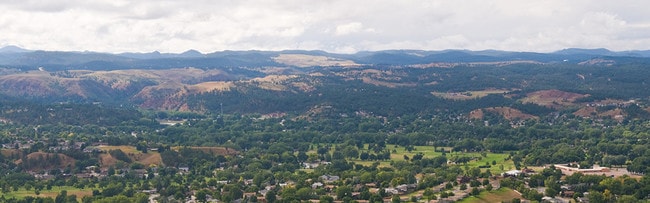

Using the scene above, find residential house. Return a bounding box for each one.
[502,170,522,177]
[320,175,340,183]
[303,162,320,169]
[311,182,324,189]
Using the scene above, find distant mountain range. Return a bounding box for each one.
[2,46,650,71]
[1,45,649,119]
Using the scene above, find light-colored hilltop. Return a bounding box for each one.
[273,54,359,67]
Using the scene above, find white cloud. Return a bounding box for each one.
[335,22,374,36]
[1,0,650,53]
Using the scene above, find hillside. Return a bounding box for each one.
[15,152,76,171]
[520,89,588,109]
[1,64,649,120]
[96,145,163,169]
[0,48,649,121]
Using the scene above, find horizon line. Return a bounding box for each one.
[1,44,649,55]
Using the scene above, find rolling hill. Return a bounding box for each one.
[1,46,649,122]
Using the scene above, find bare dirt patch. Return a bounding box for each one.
[573,107,626,121]
[556,165,640,179]
[99,154,118,169]
[97,145,163,167]
[432,89,512,100]
[132,153,163,167]
[573,106,597,118]
[586,99,633,106]
[1,149,22,158]
[469,107,537,121]
[469,109,485,119]
[33,189,93,200]
[132,82,189,110]
[601,108,626,122]
[521,89,588,108]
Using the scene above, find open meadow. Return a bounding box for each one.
[457,187,523,203]
[311,144,516,174]
[0,186,93,202]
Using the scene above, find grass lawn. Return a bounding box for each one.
[1,186,93,201]
[349,144,445,168]
[457,188,523,203]
[447,152,515,174]
[371,144,514,174]
[387,144,447,158]
[305,144,515,174]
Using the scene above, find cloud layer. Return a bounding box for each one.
[1,0,649,53]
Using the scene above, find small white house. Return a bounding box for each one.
[502,170,522,177]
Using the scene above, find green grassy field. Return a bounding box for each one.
[457,187,523,203]
[450,152,515,174]
[0,186,93,201]
[347,144,515,174]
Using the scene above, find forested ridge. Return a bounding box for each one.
[182,63,650,117]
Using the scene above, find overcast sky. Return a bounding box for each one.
[1,0,649,53]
